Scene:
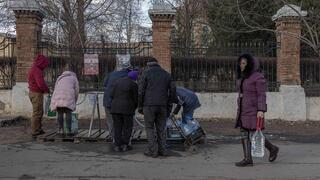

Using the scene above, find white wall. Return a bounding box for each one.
[11,83,32,116]
[194,93,238,119]
[194,92,282,120]
[2,87,320,121]
[306,97,320,121]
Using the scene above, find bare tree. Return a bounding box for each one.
[161,0,209,52]
[208,0,320,57]
[40,0,122,48]
[0,0,150,45]
[0,0,15,34]
[40,0,147,46]
[109,0,146,43]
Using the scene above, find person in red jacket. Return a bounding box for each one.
[28,54,50,137]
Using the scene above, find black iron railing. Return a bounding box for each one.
[3,38,320,96]
[171,41,279,92]
[39,41,152,92]
[301,57,320,96]
[172,56,279,92]
[0,37,16,89]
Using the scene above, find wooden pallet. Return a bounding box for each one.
[39,128,188,144]
[39,128,147,143]
[40,130,75,142]
[74,129,107,142]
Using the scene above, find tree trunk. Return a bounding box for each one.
[77,0,86,48]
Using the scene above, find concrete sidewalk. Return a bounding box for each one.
[0,140,320,179]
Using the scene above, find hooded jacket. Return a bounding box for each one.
[235,55,267,130]
[28,54,50,93]
[50,71,79,111]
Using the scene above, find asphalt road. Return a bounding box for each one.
[0,140,320,180]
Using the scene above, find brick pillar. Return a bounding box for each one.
[275,17,302,85]
[272,5,307,121]
[149,5,175,72]
[11,1,45,116]
[14,10,44,82]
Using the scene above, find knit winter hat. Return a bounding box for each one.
[128,71,138,81]
[116,54,132,70]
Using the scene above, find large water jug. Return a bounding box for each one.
[251,117,265,157]
[190,119,200,131]
[182,123,193,136]
[166,118,174,128]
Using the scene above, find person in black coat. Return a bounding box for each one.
[103,61,132,141]
[110,71,138,152]
[138,57,177,157]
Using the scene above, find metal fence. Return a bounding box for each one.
[39,41,152,92]
[301,59,320,96]
[2,37,320,96]
[172,41,279,92]
[300,43,320,96]
[172,41,277,57]
[0,36,16,89]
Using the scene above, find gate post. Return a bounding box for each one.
[149,2,175,72]
[11,0,45,115]
[272,4,307,121]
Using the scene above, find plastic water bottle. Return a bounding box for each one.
[176,119,182,126]
[190,120,200,131]
[182,123,193,136]
[166,118,174,128]
[251,130,265,157]
[251,117,265,157]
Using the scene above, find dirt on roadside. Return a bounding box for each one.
[200,118,320,136]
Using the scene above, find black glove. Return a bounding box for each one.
[138,107,143,115]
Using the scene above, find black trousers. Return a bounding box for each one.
[112,114,134,147]
[143,106,167,154]
[57,107,72,132]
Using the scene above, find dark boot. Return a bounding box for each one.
[113,146,121,152]
[158,150,168,157]
[265,139,279,162]
[235,138,253,167]
[122,144,133,152]
[144,151,158,158]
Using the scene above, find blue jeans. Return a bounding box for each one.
[182,110,194,124]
